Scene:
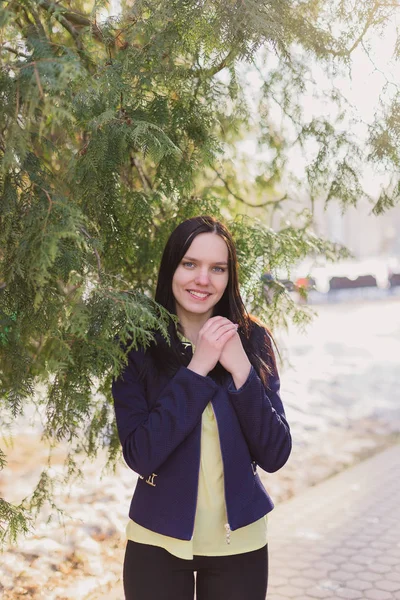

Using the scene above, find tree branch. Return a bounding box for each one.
[28,2,48,40]
[0,45,30,59]
[80,228,102,281]
[361,40,398,90]
[130,154,153,192]
[189,48,238,78]
[329,2,387,58]
[212,168,287,208]
[37,1,103,42]
[37,1,84,54]
[33,63,44,98]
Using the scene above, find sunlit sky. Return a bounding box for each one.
[238,16,400,194]
[104,2,399,204]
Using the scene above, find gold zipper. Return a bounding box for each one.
[210,403,232,545]
[224,523,231,545]
[190,420,202,540]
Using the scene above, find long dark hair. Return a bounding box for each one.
[149,215,275,386]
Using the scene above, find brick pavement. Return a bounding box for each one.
[267,444,400,600]
[90,445,400,600]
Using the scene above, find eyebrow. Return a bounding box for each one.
[183,255,228,266]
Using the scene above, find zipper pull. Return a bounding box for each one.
[224,523,231,545]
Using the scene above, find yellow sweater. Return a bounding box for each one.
[126,339,267,560]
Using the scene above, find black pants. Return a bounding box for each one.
[123,540,268,600]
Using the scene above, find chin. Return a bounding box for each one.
[185,304,212,314]
[178,298,218,316]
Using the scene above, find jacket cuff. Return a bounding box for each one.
[180,366,219,390]
[227,365,256,394]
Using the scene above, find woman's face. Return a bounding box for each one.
[172,232,229,320]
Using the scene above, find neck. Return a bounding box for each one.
[177,309,213,345]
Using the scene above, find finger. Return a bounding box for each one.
[217,327,238,346]
[209,323,237,342]
[199,326,234,349]
[216,323,237,339]
[201,316,230,333]
[199,317,222,335]
[204,317,234,336]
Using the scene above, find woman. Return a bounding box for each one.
[112,215,291,600]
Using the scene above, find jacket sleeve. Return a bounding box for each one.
[227,329,291,473]
[112,351,218,477]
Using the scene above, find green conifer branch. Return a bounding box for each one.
[0,0,399,544]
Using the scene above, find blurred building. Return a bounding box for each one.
[312,199,400,258]
[272,188,400,260]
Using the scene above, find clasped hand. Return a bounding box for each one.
[187,316,251,385]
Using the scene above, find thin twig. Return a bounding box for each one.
[30,184,57,231]
[36,0,103,42]
[361,40,398,90]
[189,48,238,78]
[39,187,54,233]
[33,63,44,98]
[0,45,29,59]
[15,78,20,119]
[130,154,153,191]
[80,228,102,280]
[29,2,48,39]
[18,58,61,70]
[212,167,287,208]
[329,1,383,58]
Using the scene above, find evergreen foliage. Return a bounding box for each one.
[0,0,398,543]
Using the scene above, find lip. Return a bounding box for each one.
[186,290,212,301]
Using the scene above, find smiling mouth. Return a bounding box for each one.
[187,290,211,300]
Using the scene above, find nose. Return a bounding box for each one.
[194,269,210,286]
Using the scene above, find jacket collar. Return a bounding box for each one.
[177,330,195,351]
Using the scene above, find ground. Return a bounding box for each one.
[1,298,399,599]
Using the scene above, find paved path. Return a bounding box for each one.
[267,444,400,600]
[91,445,400,599]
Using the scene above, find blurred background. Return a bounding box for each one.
[1,0,400,598]
[2,273,399,600]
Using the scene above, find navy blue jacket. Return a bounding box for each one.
[112,327,291,541]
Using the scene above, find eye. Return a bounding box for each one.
[181,261,226,272]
